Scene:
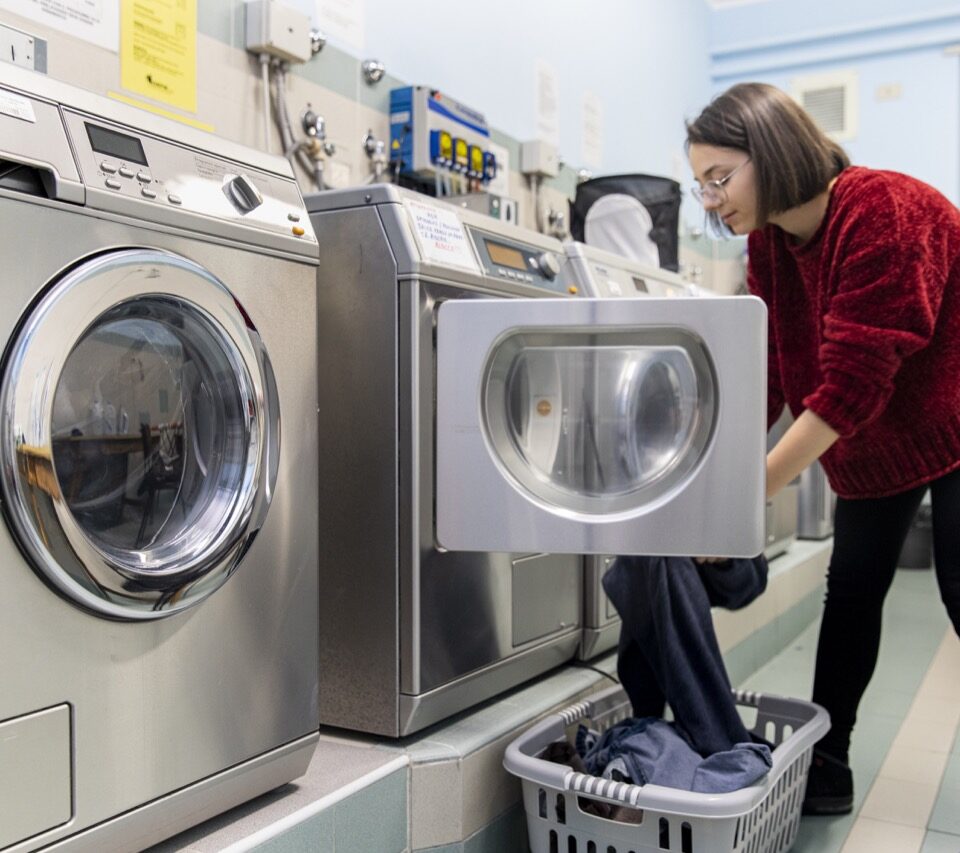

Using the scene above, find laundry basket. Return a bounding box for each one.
[504,684,829,853]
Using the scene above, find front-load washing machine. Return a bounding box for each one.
[0,66,319,851]
[308,185,767,736]
[563,241,702,660]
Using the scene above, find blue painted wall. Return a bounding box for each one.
[707,2,960,204]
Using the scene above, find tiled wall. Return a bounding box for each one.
[0,5,575,232]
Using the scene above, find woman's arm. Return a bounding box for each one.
[766,410,839,498]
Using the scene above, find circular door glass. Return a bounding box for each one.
[0,249,275,619]
[483,330,715,514]
[50,298,251,561]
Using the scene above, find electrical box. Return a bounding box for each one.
[521,139,560,179]
[0,23,46,73]
[390,86,498,184]
[245,0,312,64]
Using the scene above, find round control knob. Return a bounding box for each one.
[224,174,263,213]
[537,252,560,279]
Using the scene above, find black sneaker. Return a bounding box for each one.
[802,750,854,815]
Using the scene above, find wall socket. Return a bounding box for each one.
[0,23,47,73]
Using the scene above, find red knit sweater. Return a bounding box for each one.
[747,166,960,499]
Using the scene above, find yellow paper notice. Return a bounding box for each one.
[121,0,197,114]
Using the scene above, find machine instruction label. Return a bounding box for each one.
[0,90,37,123]
[120,0,197,114]
[404,199,481,273]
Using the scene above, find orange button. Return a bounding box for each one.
[567,285,579,295]
[292,225,305,236]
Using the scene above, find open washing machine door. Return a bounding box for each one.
[0,249,279,619]
[435,295,767,557]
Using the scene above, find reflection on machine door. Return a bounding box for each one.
[504,345,701,501]
[483,328,718,518]
[50,300,249,553]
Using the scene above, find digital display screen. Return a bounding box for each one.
[486,241,527,271]
[85,123,148,166]
[632,276,649,293]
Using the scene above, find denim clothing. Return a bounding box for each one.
[603,555,768,756]
[576,717,772,794]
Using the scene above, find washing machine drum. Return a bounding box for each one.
[0,249,278,619]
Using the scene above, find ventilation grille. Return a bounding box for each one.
[791,70,858,141]
[801,86,846,134]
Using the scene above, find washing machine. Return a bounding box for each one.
[308,185,767,735]
[0,67,319,851]
[564,241,702,660]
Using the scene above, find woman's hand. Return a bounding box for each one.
[766,410,839,498]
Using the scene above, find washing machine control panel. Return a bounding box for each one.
[564,243,694,300]
[60,109,316,254]
[468,228,580,296]
[581,261,691,299]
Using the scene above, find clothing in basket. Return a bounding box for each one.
[575,716,772,793]
[603,554,768,755]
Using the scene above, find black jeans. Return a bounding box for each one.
[812,466,960,762]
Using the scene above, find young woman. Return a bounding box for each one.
[686,82,960,815]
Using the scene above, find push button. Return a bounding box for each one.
[167,194,182,205]
[141,187,157,199]
[287,212,301,222]
[136,171,152,183]
[567,285,579,295]
[118,166,135,179]
[104,178,122,190]
[100,161,118,173]
[292,225,305,236]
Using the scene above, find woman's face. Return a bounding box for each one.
[688,144,758,235]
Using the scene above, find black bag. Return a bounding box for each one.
[570,174,682,272]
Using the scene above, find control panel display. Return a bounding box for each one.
[486,240,527,271]
[85,123,148,165]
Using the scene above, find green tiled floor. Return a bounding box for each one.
[738,567,957,853]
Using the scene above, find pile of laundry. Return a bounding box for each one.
[544,555,774,798]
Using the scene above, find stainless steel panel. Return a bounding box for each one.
[0,84,83,202]
[17,735,317,853]
[60,109,317,258]
[0,198,319,848]
[403,280,583,697]
[310,199,583,736]
[1,63,292,178]
[512,553,580,647]
[436,296,767,556]
[313,206,402,735]
[578,555,620,660]
[565,241,692,299]
[765,483,799,560]
[799,461,835,539]
[0,705,72,849]
[309,185,574,291]
[398,632,581,735]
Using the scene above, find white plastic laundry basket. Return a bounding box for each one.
[503,684,830,853]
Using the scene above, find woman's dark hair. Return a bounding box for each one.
[686,82,850,230]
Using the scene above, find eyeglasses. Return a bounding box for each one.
[691,158,750,205]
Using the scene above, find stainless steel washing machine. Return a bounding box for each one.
[0,67,319,851]
[798,460,835,539]
[564,241,794,658]
[564,242,706,659]
[308,186,767,735]
[766,410,800,558]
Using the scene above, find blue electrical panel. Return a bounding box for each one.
[390,86,497,185]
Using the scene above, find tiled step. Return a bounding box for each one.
[156,540,833,852]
